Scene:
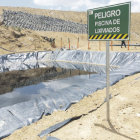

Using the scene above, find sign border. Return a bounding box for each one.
[87,2,131,41]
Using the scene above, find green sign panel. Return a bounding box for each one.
[88,2,131,40]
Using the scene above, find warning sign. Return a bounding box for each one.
[88,2,131,40]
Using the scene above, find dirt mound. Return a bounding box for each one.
[0,25,56,55]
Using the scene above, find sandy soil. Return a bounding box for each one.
[0,25,140,55]
[0,25,57,55]
[0,6,140,55]
[3,73,140,140]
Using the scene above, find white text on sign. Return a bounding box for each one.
[94,9,121,34]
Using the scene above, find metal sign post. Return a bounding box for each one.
[106,41,110,121]
[88,2,131,122]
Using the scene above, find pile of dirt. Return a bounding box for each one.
[0,25,56,55]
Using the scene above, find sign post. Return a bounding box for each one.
[88,2,131,122]
[106,40,110,121]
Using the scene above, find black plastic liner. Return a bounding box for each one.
[38,116,81,138]
[0,50,140,139]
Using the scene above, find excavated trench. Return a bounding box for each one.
[0,50,140,139]
[0,66,95,108]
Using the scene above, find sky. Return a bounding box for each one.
[0,0,140,12]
